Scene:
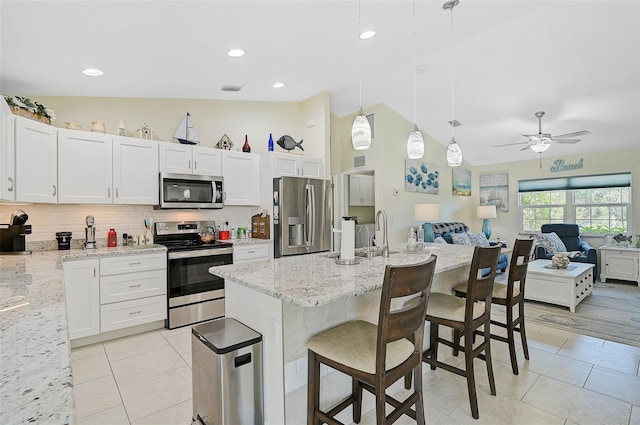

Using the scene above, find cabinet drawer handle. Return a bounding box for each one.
[116,188,119,198]
[188,160,191,170]
[94,267,96,278]
[247,250,255,254]
[129,284,142,288]
[7,177,13,192]
[129,310,142,315]
[194,161,197,170]
[53,185,57,196]
[129,262,142,266]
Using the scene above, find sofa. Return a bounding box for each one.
[534,223,597,281]
[426,222,508,273]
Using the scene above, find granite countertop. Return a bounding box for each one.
[0,245,166,425]
[210,243,475,308]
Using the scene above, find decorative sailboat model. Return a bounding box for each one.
[174,112,200,145]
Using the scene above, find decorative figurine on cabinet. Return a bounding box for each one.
[136,123,154,140]
[216,134,234,150]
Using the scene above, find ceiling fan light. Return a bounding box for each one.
[530,143,551,153]
[351,111,372,150]
[446,137,463,167]
[407,126,424,159]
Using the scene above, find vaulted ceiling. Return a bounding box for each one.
[2,1,638,166]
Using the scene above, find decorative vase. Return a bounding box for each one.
[268,133,274,151]
[242,135,251,153]
[91,121,106,133]
[551,253,570,268]
[117,119,127,136]
[65,122,81,130]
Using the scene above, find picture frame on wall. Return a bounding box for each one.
[404,159,440,195]
[479,173,509,212]
[452,168,471,196]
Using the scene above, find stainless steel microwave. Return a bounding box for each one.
[158,173,224,209]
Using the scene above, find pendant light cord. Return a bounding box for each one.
[413,0,417,126]
[450,5,455,139]
[358,0,363,111]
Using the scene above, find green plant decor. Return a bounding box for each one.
[4,95,56,121]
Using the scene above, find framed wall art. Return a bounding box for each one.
[479,173,509,212]
[405,159,439,195]
[452,168,471,196]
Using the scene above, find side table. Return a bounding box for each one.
[599,245,640,285]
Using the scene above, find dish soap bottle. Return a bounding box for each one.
[407,227,417,252]
[108,228,117,247]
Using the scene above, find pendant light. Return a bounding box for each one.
[444,0,462,167]
[352,0,372,151]
[407,0,424,159]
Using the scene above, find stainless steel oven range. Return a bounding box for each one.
[155,221,233,329]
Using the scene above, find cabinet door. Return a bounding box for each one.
[301,157,324,178]
[15,117,58,203]
[58,130,113,204]
[360,174,375,206]
[233,243,270,263]
[0,109,15,201]
[222,151,260,205]
[63,259,100,340]
[158,142,192,174]
[271,152,299,176]
[113,137,159,205]
[192,146,222,176]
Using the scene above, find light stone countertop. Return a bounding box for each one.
[0,245,166,425]
[210,243,476,307]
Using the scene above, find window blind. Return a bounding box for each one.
[518,172,631,193]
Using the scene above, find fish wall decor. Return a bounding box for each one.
[277,135,304,151]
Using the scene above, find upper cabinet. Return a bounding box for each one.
[349,174,375,206]
[0,103,15,201]
[158,142,222,176]
[221,151,260,206]
[15,117,58,203]
[58,130,159,205]
[269,152,324,178]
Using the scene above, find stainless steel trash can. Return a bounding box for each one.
[192,318,263,425]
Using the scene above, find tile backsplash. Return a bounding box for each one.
[0,204,261,246]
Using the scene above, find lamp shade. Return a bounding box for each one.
[351,112,372,150]
[476,205,497,219]
[415,203,440,222]
[530,142,551,153]
[446,137,462,167]
[407,126,424,159]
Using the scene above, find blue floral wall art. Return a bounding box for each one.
[405,159,440,195]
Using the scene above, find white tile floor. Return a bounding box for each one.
[71,318,640,425]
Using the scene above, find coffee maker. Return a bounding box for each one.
[84,215,97,249]
[0,209,32,255]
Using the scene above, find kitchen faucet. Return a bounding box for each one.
[375,210,389,258]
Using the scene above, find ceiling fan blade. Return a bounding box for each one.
[520,144,534,151]
[554,139,581,144]
[522,134,538,138]
[552,130,590,138]
[493,141,530,147]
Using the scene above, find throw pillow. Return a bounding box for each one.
[536,232,567,254]
[468,232,491,248]
[434,236,447,244]
[451,232,472,245]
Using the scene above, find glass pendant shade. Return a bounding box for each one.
[530,142,551,153]
[351,111,372,150]
[446,137,462,167]
[407,125,424,159]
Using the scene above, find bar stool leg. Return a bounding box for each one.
[519,300,530,360]
[464,330,479,420]
[353,378,362,423]
[307,351,320,425]
[429,324,439,370]
[484,322,496,396]
[506,304,519,375]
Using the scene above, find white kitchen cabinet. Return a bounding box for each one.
[63,259,101,340]
[15,117,58,203]
[99,253,167,333]
[58,129,113,204]
[0,102,15,201]
[349,174,375,206]
[599,246,640,285]
[113,136,159,205]
[221,150,260,205]
[158,142,222,176]
[233,242,270,263]
[269,152,324,178]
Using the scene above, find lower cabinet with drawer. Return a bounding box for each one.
[101,295,167,332]
[233,242,270,263]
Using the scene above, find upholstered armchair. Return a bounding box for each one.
[534,223,597,281]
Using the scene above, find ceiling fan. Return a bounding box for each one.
[494,111,590,153]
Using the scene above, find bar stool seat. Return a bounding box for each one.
[426,293,484,322]
[306,320,414,374]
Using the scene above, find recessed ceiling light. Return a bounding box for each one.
[360,30,376,40]
[82,68,103,76]
[273,82,285,88]
[227,49,245,57]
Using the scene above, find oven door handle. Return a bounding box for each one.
[168,247,233,259]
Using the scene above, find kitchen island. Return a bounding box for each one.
[0,245,166,425]
[210,243,476,425]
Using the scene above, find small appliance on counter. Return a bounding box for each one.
[84,215,97,249]
[0,209,32,255]
[55,232,72,250]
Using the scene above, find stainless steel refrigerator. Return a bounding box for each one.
[273,176,331,258]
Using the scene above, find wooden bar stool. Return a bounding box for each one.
[422,245,501,419]
[454,239,534,375]
[306,256,437,425]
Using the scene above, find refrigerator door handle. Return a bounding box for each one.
[305,183,315,249]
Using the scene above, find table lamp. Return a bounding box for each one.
[477,205,497,239]
[415,203,440,242]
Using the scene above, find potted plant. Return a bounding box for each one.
[4,95,56,125]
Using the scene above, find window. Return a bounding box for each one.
[518,173,631,235]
